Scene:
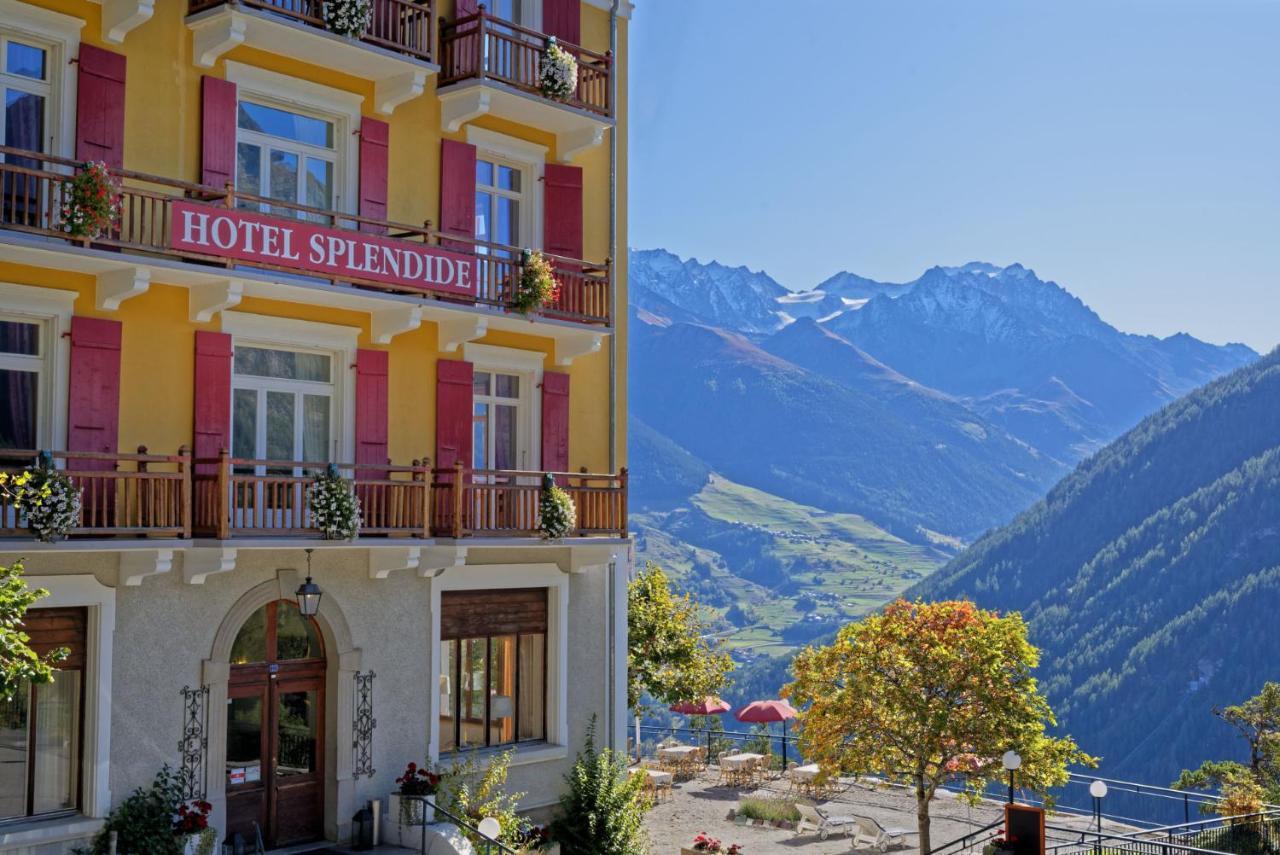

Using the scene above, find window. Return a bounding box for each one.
[438,589,547,753]
[0,317,44,451]
[236,99,338,219]
[472,370,527,471]
[475,157,526,252]
[0,34,50,159]
[0,607,85,821]
[232,344,335,470]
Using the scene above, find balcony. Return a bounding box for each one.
[430,466,628,538]
[0,451,627,543]
[439,8,612,161]
[187,0,438,113]
[192,455,431,538]
[0,147,612,328]
[0,449,191,539]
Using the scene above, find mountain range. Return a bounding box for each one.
[913,348,1280,787]
[628,248,1257,655]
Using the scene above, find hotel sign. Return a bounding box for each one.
[169,202,477,297]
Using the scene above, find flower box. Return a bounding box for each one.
[383,793,434,850]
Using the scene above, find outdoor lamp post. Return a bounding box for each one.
[295,548,322,617]
[1090,779,1108,855]
[1002,750,1022,804]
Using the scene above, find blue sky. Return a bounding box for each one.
[629,1,1279,352]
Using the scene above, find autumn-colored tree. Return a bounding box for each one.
[785,599,1094,855]
[1174,682,1280,815]
[627,563,732,713]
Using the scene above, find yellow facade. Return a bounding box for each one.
[2,0,628,475]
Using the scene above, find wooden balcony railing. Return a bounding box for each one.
[0,147,612,325]
[440,7,611,116]
[187,0,436,64]
[0,448,191,538]
[431,464,627,538]
[192,451,431,538]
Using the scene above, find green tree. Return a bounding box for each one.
[1174,682,1280,814]
[0,559,66,700]
[439,750,529,846]
[627,563,732,712]
[785,599,1094,855]
[551,718,648,855]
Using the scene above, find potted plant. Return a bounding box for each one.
[983,833,1018,855]
[539,37,579,101]
[682,833,743,855]
[322,0,371,37]
[59,160,122,240]
[539,472,576,540]
[515,824,560,855]
[308,463,362,540]
[513,250,561,316]
[386,761,441,847]
[175,799,217,855]
[2,455,83,543]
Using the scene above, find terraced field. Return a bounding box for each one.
[633,475,951,657]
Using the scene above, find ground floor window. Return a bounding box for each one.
[439,589,546,752]
[0,607,85,821]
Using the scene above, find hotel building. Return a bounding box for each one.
[0,0,630,848]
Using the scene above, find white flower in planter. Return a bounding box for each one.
[539,38,579,102]
[322,0,372,38]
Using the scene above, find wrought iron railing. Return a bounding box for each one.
[397,794,519,855]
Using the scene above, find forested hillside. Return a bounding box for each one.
[914,349,1280,784]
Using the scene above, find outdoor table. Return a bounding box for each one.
[630,766,674,799]
[720,752,765,786]
[657,745,702,776]
[791,763,821,782]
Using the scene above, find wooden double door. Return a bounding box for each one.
[225,601,326,848]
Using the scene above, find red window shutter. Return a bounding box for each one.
[75,44,126,169]
[435,359,473,470]
[541,371,570,472]
[67,317,122,470]
[544,163,584,261]
[456,0,480,16]
[543,0,581,44]
[358,118,390,232]
[355,349,389,467]
[439,139,476,250]
[201,76,237,190]
[193,331,232,473]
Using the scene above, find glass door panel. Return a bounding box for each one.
[0,684,29,820]
[275,689,318,778]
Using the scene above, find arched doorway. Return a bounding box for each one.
[225,599,326,848]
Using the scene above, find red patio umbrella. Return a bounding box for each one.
[669,696,732,716]
[735,699,799,767]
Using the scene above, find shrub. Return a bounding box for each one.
[438,750,529,847]
[322,0,371,37]
[539,39,578,101]
[2,459,82,543]
[86,766,184,855]
[736,797,799,824]
[551,718,649,855]
[60,161,121,239]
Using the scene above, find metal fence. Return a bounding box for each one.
[636,723,805,768]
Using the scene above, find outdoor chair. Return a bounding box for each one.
[794,803,858,840]
[785,760,799,793]
[851,816,913,852]
[714,751,732,785]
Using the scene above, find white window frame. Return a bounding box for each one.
[488,0,542,30]
[466,126,546,252]
[230,344,337,470]
[235,101,339,217]
[0,283,74,451]
[464,343,544,473]
[429,564,569,765]
[0,0,83,159]
[224,62,362,218]
[220,312,358,465]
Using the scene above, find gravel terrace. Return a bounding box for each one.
[642,773,1136,855]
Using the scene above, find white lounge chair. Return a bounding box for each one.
[851,816,913,852]
[794,803,858,840]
